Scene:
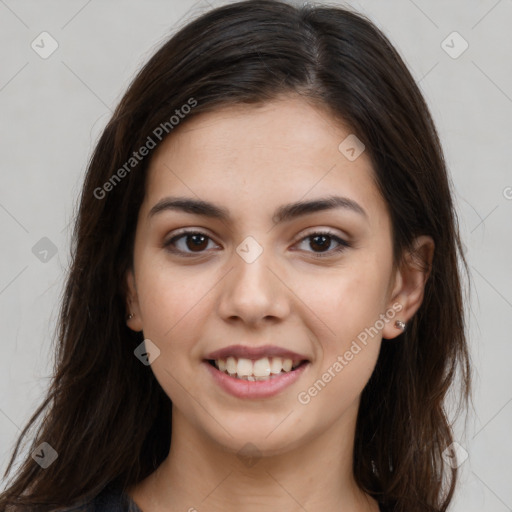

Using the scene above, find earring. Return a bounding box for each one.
[395,320,406,331]
[127,313,134,320]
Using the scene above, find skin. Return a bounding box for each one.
[125,95,434,512]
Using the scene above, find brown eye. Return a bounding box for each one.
[296,231,350,257]
[164,231,218,255]
[184,233,209,251]
[309,234,332,252]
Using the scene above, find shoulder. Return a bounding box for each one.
[53,486,142,512]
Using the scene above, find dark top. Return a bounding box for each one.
[63,485,388,511]
[58,487,142,512]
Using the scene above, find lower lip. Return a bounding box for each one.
[203,361,309,399]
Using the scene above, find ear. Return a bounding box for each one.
[125,269,144,332]
[382,235,434,340]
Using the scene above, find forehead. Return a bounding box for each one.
[154,96,352,165]
[143,96,388,227]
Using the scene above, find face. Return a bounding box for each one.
[126,96,417,457]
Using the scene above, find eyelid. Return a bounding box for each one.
[296,226,349,242]
[165,227,216,241]
[163,227,351,257]
[292,228,351,257]
[163,228,220,255]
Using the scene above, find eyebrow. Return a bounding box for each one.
[148,195,368,223]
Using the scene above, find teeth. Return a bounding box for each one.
[270,357,284,374]
[226,356,237,375]
[213,356,301,380]
[237,358,253,377]
[253,357,271,377]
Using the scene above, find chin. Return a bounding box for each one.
[200,413,310,458]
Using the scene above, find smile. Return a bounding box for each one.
[208,356,305,381]
[203,357,310,399]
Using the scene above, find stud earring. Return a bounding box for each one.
[127,313,134,320]
[395,320,406,331]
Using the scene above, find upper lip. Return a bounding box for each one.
[205,344,309,361]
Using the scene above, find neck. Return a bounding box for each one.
[132,401,379,512]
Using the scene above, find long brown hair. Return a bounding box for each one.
[0,1,471,510]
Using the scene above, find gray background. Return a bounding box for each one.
[1,0,511,510]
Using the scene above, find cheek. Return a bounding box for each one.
[297,257,391,405]
[135,266,211,402]
[136,260,210,347]
[305,257,391,341]
[297,266,387,416]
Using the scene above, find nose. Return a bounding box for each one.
[216,243,291,326]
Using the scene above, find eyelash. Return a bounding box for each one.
[163,229,351,258]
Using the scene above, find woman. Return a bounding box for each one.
[0,1,471,511]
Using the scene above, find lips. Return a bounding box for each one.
[205,344,309,362]
[203,358,309,399]
[203,344,310,399]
